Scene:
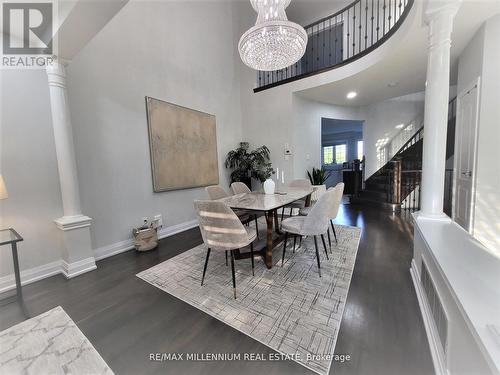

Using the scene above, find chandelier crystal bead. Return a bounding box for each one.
[239,0,307,72]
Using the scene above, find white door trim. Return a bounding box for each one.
[452,77,481,233]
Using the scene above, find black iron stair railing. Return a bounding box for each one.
[255,0,415,92]
[361,97,457,212]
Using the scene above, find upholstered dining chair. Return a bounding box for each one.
[205,185,252,230]
[230,182,260,239]
[299,183,344,249]
[280,189,336,277]
[329,182,345,244]
[281,179,312,221]
[230,181,251,195]
[194,200,256,299]
[205,185,230,200]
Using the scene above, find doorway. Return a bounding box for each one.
[321,118,364,191]
[453,79,480,232]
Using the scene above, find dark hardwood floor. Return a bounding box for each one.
[0,204,433,375]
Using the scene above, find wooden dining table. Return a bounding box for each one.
[218,187,313,269]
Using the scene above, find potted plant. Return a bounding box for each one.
[225,142,253,188]
[307,167,331,202]
[225,143,275,192]
[250,146,275,194]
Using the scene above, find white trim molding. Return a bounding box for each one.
[0,219,200,293]
[94,219,199,260]
[61,257,97,279]
[54,214,92,231]
[0,260,61,295]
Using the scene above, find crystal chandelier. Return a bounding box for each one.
[239,0,307,71]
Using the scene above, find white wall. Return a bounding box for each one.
[66,1,244,253]
[0,70,64,281]
[292,95,361,179]
[361,92,425,177]
[457,14,500,255]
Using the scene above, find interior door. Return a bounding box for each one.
[453,82,479,232]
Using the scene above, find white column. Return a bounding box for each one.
[47,60,96,278]
[420,1,461,219]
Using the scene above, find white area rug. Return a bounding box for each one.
[0,306,113,375]
[138,223,361,375]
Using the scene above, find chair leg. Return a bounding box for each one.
[201,248,211,286]
[321,234,329,260]
[331,221,338,243]
[281,232,289,266]
[225,250,228,266]
[230,250,237,299]
[313,236,322,278]
[250,242,255,276]
[254,215,259,239]
[289,207,293,217]
[281,207,285,222]
[327,228,332,253]
[293,235,297,253]
[299,236,302,248]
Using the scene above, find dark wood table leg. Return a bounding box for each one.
[11,242,22,298]
[265,210,274,269]
[273,209,282,234]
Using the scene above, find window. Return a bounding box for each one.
[335,144,347,164]
[357,140,364,160]
[323,146,334,164]
[323,144,347,165]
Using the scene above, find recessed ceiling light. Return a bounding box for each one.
[346,91,357,99]
[395,124,405,129]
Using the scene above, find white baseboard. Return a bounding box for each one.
[0,219,199,294]
[94,219,198,261]
[61,257,97,279]
[0,260,61,294]
[93,238,135,261]
[158,219,198,239]
[410,259,447,375]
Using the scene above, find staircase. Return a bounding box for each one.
[352,127,423,211]
[352,97,456,212]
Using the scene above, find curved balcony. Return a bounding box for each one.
[254,0,415,92]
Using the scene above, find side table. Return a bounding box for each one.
[0,228,24,300]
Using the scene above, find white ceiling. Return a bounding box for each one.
[56,0,129,60]
[294,0,500,106]
[286,0,352,26]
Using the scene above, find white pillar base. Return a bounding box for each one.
[55,215,96,279]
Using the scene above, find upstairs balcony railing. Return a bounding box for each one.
[255,0,415,92]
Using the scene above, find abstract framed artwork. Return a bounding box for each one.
[145,97,219,192]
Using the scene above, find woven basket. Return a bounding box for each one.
[133,226,158,251]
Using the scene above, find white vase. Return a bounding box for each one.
[263,178,275,194]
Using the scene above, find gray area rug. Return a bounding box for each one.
[138,222,361,375]
[0,306,113,375]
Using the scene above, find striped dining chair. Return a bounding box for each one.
[194,200,257,299]
[205,185,251,227]
[230,182,260,239]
